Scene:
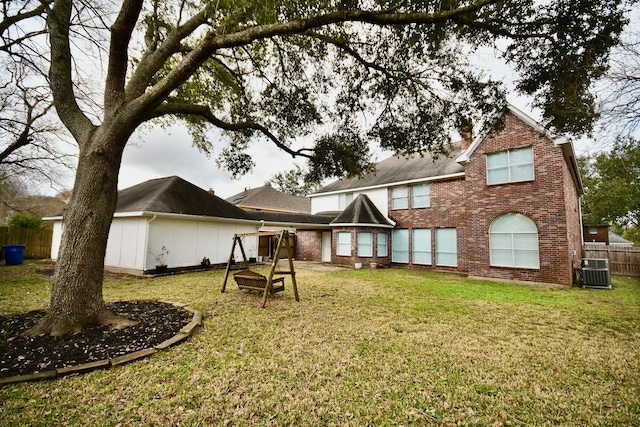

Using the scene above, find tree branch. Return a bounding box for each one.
[104,0,144,114]
[131,0,503,119]
[148,103,314,159]
[48,0,95,143]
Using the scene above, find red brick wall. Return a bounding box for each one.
[463,112,578,285]
[562,155,583,279]
[296,230,322,261]
[389,178,467,270]
[331,227,391,267]
[380,112,582,285]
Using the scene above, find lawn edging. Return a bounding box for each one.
[0,301,203,386]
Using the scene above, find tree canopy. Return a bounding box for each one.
[1,0,631,335]
[580,138,640,243]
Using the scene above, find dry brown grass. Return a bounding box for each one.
[1,261,639,425]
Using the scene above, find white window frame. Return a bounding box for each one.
[336,232,351,256]
[412,228,432,265]
[435,228,457,267]
[489,213,540,269]
[486,146,534,185]
[392,229,409,263]
[377,232,388,257]
[357,232,373,257]
[411,183,431,208]
[391,186,408,210]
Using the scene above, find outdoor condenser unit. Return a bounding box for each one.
[581,258,612,289]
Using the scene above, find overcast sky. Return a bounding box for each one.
[52,40,613,200]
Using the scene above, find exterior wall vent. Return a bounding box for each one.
[581,258,612,289]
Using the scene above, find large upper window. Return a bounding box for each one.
[392,229,409,263]
[357,232,373,257]
[391,186,408,210]
[377,232,388,257]
[338,193,353,210]
[486,147,534,185]
[336,232,351,256]
[412,228,432,265]
[489,213,540,268]
[411,183,431,208]
[436,228,457,266]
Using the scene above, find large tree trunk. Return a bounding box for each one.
[26,119,137,336]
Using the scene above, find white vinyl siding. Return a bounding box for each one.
[489,213,540,268]
[392,229,409,263]
[336,232,351,256]
[412,228,432,265]
[411,183,430,208]
[338,193,353,210]
[377,232,388,257]
[357,232,373,257]
[486,147,534,185]
[435,228,457,267]
[391,186,408,210]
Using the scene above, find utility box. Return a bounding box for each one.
[581,258,612,289]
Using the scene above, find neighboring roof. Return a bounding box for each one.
[312,142,464,195]
[250,211,336,228]
[609,231,634,246]
[226,185,311,214]
[331,194,394,227]
[115,176,254,220]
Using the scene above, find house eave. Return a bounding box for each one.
[330,222,395,228]
[309,172,465,197]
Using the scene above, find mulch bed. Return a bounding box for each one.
[0,301,192,378]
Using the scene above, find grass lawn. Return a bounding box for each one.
[1,261,639,426]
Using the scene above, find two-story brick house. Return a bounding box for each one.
[300,104,583,286]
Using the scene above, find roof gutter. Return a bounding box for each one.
[309,172,465,198]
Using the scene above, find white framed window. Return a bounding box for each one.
[436,228,457,266]
[391,186,408,210]
[486,147,534,185]
[392,229,409,263]
[338,193,353,210]
[412,228,432,265]
[357,232,373,257]
[336,232,351,256]
[411,183,430,208]
[489,213,539,268]
[377,232,388,257]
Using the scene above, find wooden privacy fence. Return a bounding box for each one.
[0,227,53,259]
[583,244,640,277]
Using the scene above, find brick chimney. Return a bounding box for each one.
[208,188,215,196]
[460,117,473,152]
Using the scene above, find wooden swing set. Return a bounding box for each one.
[221,230,299,308]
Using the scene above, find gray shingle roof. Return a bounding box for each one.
[331,194,393,227]
[116,176,254,220]
[250,211,335,225]
[226,184,311,213]
[314,142,464,194]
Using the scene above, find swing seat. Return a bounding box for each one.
[233,269,285,295]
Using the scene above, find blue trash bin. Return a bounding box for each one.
[3,244,26,265]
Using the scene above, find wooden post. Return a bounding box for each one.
[221,235,239,293]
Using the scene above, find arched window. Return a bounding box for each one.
[489,213,539,269]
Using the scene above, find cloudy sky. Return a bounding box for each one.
[52,42,607,200]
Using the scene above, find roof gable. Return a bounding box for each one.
[331,194,393,227]
[455,103,583,193]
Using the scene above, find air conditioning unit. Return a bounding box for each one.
[581,258,612,289]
